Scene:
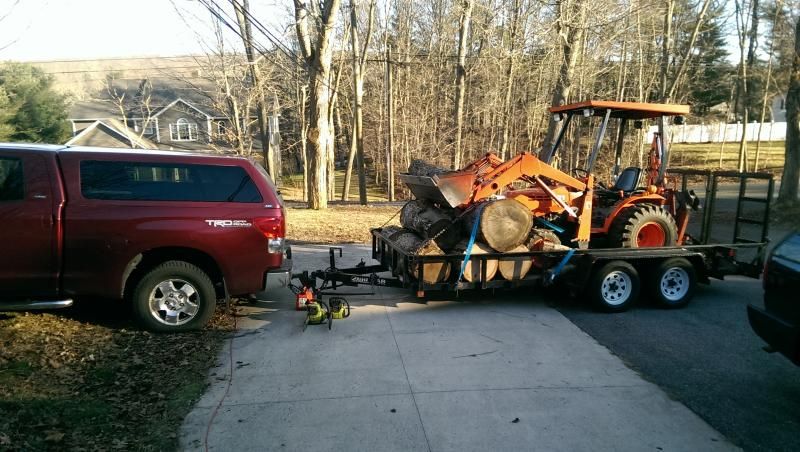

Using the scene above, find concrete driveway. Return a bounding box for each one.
[181,244,735,452]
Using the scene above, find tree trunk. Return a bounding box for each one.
[293,0,342,209]
[452,0,473,169]
[400,199,460,251]
[498,244,532,281]
[377,226,450,283]
[233,0,274,175]
[453,241,498,283]
[778,18,800,205]
[756,0,782,170]
[343,0,373,204]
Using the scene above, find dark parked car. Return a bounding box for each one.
[0,143,290,332]
[747,231,800,365]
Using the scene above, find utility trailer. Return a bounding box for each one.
[310,168,774,312]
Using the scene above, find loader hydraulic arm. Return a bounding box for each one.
[471,152,587,203]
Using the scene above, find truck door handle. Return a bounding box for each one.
[33,194,47,199]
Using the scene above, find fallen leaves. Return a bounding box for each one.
[0,304,234,451]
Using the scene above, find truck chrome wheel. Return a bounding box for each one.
[600,270,633,306]
[148,279,201,326]
[659,267,690,301]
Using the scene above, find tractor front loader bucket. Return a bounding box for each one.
[399,171,476,208]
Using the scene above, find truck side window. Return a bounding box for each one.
[0,157,23,201]
[79,160,263,203]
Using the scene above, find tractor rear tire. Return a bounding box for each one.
[608,204,678,248]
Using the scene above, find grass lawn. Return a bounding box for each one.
[280,170,389,202]
[0,305,234,451]
[669,141,785,172]
[286,204,401,243]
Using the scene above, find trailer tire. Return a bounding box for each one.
[650,258,696,309]
[608,203,678,248]
[590,260,640,312]
[132,260,217,332]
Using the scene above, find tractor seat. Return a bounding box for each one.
[597,167,642,202]
[612,167,641,192]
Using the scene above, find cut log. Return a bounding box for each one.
[453,241,498,283]
[408,159,447,177]
[378,226,450,283]
[465,198,533,252]
[498,245,533,281]
[400,200,460,251]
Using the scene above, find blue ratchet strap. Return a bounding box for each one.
[535,217,565,234]
[456,203,487,282]
[546,248,576,284]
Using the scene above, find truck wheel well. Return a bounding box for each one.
[122,248,226,300]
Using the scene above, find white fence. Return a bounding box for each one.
[646,122,787,144]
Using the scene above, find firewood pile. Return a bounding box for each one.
[378,160,568,283]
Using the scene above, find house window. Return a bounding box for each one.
[216,121,227,137]
[169,118,198,141]
[141,119,156,135]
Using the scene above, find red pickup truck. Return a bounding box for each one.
[0,143,291,332]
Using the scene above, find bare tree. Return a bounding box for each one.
[233,0,276,177]
[342,0,375,203]
[293,0,343,209]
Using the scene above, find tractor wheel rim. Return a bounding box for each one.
[636,222,666,247]
[600,270,633,306]
[660,267,690,302]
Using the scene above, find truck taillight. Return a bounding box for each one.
[254,217,286,253]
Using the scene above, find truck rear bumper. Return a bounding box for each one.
[254,245,292,298]
[747,304,799,365]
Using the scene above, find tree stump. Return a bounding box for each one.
[465,198,533,252]
[498,245,533,281]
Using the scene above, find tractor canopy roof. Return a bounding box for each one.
[549,100,690,120]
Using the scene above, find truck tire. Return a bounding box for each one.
[608,203,678,248]
[132,260,217,332]
[650,257,696,309]
[589,260,640,312]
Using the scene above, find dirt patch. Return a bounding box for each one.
[286,204,402,243]
[0,303,234,451]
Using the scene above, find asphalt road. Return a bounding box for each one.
[557,274,800,452]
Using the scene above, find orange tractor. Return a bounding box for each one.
[400,100,699,249]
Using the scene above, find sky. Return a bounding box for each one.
[0,0,745,64]
[0,0,285,62]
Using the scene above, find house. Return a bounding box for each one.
[67,77,260,153]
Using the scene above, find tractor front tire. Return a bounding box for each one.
[608,204,678,248]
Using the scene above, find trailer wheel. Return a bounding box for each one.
[590,261,640,312]
[650,258,696,309]
[608,204,678,248]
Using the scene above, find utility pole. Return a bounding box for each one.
[386,45,395,201]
